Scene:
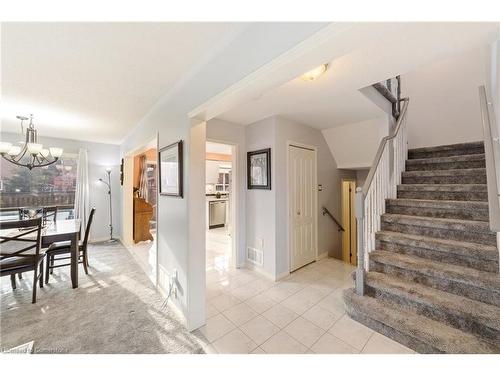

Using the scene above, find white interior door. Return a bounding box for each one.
[289,145,317,272]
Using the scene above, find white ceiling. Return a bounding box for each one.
[217,23,500,129]
[1,22,241,144]
[2,23,499,144]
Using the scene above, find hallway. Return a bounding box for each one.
[199,234,415,354]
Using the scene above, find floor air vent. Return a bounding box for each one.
[246,247,263,266]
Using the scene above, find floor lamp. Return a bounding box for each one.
[99,167,118,243]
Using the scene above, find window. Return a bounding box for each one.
[0,155,78,220]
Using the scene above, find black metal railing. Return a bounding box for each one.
[321,206,345,232]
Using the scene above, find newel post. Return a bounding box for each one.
[355,187,365,296]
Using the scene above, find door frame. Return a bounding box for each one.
[122,135,159,286]
[341,178,357,266]
[205,138,239,269]
[287,141,318,273]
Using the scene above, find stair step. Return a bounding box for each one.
[376,230,499,272]
[381,213,496,246]
[402,168,486,184]
[397,184,487,201]
[408,141,485,160]
[369,250,500,306]
[343,288,499,353]
[406,154,485,171]
[365,272,500,343]
[386,198,489,221]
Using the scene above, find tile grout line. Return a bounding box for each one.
[358,331,376,354]
[204,251,358,354]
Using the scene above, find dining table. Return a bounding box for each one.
[1,219,81,288]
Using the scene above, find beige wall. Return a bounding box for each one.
[403,47,487,149]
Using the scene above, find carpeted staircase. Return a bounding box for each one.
[343,141,500,353]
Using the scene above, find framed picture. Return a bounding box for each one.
[247,148,271,190]
[159,140,183,197]
[119,158,124,186]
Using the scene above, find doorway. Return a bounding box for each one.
[205,141,236,273]
[122,137,158,284]
[288,143,318,272]
[341,179,357,266]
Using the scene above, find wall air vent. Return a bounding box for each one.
[246,246,263,266]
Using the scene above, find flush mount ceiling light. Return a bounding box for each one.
[300,64,328,81]
[0,114,63,170]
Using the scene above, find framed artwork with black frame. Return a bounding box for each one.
[247,148,271,190]
[119,158,124,186]
[158,140,183,197]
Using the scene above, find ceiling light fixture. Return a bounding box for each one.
[0,115,63,170]
[301,64,328,81]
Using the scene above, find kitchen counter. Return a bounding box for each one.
[206,194,229,202]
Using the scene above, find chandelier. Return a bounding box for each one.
[0,115,63,170]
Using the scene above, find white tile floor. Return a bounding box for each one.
[197,227,416,354]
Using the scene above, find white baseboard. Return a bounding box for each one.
[275,270,290,281]
[243,262,291,282]
[157,264,188,327]
[316,251,328,260]
[243,262,276,281]
[157,282,187,328]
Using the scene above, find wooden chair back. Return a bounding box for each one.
[0,218,43,263]
[82,208,96,250]
[18,207,43,220]
[43,206,58,225]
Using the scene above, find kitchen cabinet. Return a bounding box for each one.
[206,160,220,184]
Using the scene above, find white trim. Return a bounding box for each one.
[275,270,291,281]
[316,251,328,260]
[205,138,239,268]
[243,262,288,282]
[157,281,187,327]
[123,240,157,286]
[121,135,159,288]
[155,132,159,289]
[337,163,373,170]
[286,141,318,273]
[244,262,274,281]
[497,232,500,273]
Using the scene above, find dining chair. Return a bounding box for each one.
[43,206,58,225]
[0,217,45,303]
[45,208,96,283]
[15,206,57,281]
[18,207,43,220]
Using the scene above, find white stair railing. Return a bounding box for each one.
[479,86,500,231]
[355,98,409,295]
[478,86,500,273]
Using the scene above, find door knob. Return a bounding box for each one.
[297,210,301,215]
